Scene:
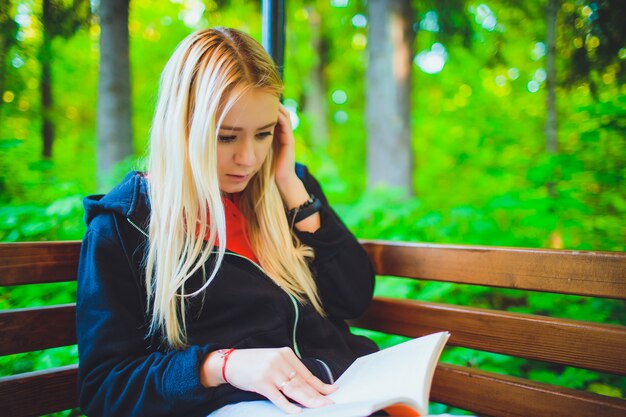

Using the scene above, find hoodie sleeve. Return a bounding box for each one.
[292,166,375,320]
[76,213,220,417]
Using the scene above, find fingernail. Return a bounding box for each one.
[289,405,302,414]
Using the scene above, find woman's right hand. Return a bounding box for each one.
[202,347,336,414]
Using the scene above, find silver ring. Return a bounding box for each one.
[279,372,297,390]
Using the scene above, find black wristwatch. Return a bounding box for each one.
[287,194,323,225]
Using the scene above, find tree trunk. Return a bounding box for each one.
[305,6,329,148]
[366,0,415,195]
[545,0,558,183]
[41,0,54,159]
[97,0,133,187]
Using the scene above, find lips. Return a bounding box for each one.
[226,174,251,183]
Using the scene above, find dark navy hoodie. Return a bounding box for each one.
[76,165,378,417]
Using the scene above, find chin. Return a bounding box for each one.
[221,182,250,195]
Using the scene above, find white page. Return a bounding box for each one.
[298,400,389,417]
[325,332,450,415]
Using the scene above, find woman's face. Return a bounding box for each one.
[217,88,279,195]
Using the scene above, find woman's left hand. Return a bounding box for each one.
[273,104,299,191]
[272,104,321,232]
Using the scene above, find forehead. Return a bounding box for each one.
[221,88,279,129]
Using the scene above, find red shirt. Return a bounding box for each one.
[202,194,259,264]
[144,174,257,263]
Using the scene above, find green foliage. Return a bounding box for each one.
[0,195,84,241]
[0,345,77,377]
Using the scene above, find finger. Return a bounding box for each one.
[319,382,338,394]
[277,108,291,126]
[264,386,302,414]
[277,108,293,130]
[275,114,293,144]
[281,352,335,394]
[278,103,289,115]
[275,370,296,392]
[281,376,333,409]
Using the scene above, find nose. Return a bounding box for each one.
[233,137,256,167]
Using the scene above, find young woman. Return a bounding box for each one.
[76,27,378,417]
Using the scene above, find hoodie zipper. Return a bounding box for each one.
[127,218,149,237]
[126,218,305,360]
[286,292,302,358]
[223,251,303,359]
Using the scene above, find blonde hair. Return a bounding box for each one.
[146,27,324,349]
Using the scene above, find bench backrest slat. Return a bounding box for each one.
[0,304,77,356]
[0,241,81,286]
[433,363,626,417]
[0,365,78,417]
[351,297,626,376]
[362,241,626,300]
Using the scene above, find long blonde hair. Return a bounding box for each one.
[146,27,324,349]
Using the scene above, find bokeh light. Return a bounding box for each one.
[352,14,367,28]
[3,91,15,103]
[352,33,367,50]
[420,11,439,32]
[475,4,497,31]
[531,42,546,60]
[283,99,300,130]
[414,43,448,74]
[181,0,205,28]
[332,90,348,104]
[331,0,349,8]
[333,110,348,124]
[11,56,24,69]
[534,68,547,83]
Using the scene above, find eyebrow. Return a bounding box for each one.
[220,121,277,131]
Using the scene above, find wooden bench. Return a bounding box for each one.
[1,240,625,417]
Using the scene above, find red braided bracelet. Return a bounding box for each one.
[219,348,236,384]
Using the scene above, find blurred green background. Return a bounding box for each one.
[0,0,624,415]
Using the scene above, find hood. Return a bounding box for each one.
[83,171,150,227]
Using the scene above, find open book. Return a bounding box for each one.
[298,331,450,417]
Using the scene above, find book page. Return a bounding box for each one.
[322,332,450,415]
[299,398,416,417]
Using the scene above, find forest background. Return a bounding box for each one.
[0,0,624,415]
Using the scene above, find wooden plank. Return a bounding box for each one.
[432,363,626,417]
[351,297,626,376]
[0,304,77,356]
[0,365,78,417]
[3,240,625,299]
[361,240,626,300]
[0,241,81,286]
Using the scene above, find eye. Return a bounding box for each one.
[256,131,273,140]
[218,135,236,143]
